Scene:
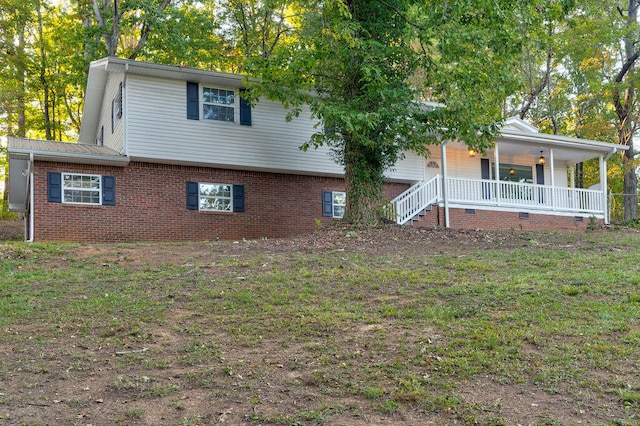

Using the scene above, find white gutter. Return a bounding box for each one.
[9,148,129,166]
[500,130,631,152]
[27,152,34,242]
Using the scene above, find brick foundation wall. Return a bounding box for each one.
[412,205,601,231]
[32,161,409,242]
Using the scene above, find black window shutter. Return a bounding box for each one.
[322,191,333,217]
[239,91,252,126]
[186,82,199,120]
[102,176,116,205]
[48,172,62,203]
[186,181,199,210]
[480,158,491,200]
[233,185,245,212]
[536,164,544,185]
[536,163,545,204]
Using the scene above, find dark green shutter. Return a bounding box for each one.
[102,176,116,205]
[239,91,251,126]
[322,191,333,217]
[187,82,199,120]
[48,172,62,203]
[186,181,199,210]
[233,185,245,212]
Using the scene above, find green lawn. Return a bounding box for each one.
[0,227,639,425]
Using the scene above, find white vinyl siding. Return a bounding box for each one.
[427,146,569,188]
[97,73,125,153]
[125,75,423,182]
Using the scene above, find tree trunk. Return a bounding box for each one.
[622,138,638,221]
[37,0,52,140]
[612,0,639,221]
[342,136,386,225]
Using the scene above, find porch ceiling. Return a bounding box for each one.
[447,132,626,166]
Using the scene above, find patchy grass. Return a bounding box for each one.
[0,226,639,425]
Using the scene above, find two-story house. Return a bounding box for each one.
[7,57,628,242]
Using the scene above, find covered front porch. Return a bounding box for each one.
[388,118,628,228]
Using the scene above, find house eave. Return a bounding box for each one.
[499,129,628,153]
[8,137,130,167]
[9,148,130,167]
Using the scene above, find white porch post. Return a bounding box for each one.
[494,143,501,206]
[570,164,575,188]
[550,148,555,211]
[600,154,608,224]
[441,141,450,228]
[569,163,576,210]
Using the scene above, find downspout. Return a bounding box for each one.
[440,141,449,228]
[27,152,34,242]
[123,74,128,157]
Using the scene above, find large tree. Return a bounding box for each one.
[246,0,523,224]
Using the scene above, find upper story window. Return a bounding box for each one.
[187,82,251,125]
[203,88,235,122]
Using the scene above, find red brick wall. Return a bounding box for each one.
[33,161,409,242]
[413,205,600,231]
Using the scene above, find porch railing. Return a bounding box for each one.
[446,177,603,214]
[389,175,605,224]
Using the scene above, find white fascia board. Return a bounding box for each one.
[101,57,252,88]
[499,129,629,153]
[79,60,109,144]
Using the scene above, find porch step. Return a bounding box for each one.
[409,204,436,224]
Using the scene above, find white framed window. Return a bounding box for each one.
[203,87,235,122]
[332,191,346,218]
[62,173,102,205]
[199,183,233,211]
[322,190,346,218]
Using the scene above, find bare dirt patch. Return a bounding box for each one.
[1,224,638,425]
[0,219,22,241]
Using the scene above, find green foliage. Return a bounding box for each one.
[247,0,524,224]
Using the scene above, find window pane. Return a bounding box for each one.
[204,105,234,122]
[333,192,346,205]
[199,183,232,211]
[203,87,235,122]
[491,163,533,183]
[333,205,345,218]
[62,174,102,205]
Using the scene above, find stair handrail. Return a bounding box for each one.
[389,175,441,225]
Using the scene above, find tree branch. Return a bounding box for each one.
[373,0,425,31]
[129,0,172,60]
